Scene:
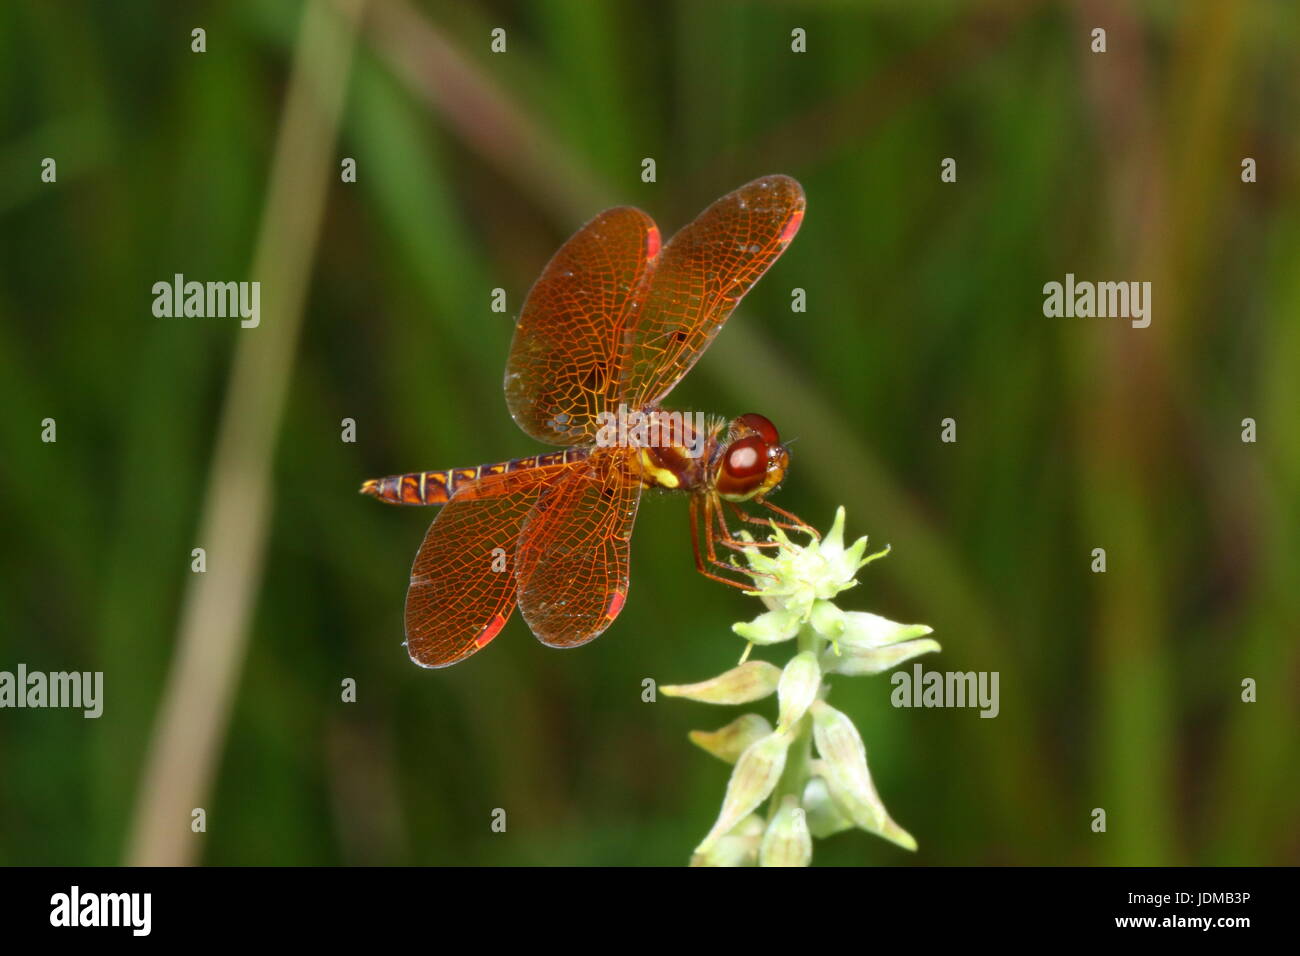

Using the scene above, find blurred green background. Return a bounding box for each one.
[1,0,1297,866]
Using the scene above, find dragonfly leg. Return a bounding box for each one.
[736,497,820,539]
[705,495,781,589]
[691,496,761,590]
[713,498,783,552]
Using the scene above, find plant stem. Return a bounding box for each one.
[767,624,823,822]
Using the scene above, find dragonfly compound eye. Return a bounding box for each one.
[723,436,769,479]
[736,412,780,445]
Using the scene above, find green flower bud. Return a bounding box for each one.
[821,506,848,554]
[776,651,820,732]
[738,508,883,616]
[809,600,845,640]
[801,775,854,838]
[661,660,782,704]
[731,607,802,645]
[690,814,764,867]
[838,611,933,649]
[696,732,791,854]
[689,713,774,764]
[811,700,916,851]
[759,795,812,867]
[823,637,941,677]
[820,507,889,575]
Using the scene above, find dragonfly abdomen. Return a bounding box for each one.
[361,447,591,505]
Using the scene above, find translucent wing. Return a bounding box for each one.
[505,207,660,445]
[404,463,578,668]
[515,449,642,648]
[615,175,805,408]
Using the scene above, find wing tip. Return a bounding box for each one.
[747,173,805,202]
[404,636,459,670]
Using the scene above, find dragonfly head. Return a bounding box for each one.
[714,413,790,502]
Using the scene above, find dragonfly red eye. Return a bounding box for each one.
[724,436,768,479]
[737,413,779,445]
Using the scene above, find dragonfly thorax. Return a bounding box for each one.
[629,409,718,492]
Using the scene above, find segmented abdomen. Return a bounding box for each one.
[360,447,590,505]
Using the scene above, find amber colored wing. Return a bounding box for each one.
[505,207,660,445]
[404,463,578,668]
[514,449,642,648]
[614,174,805,409]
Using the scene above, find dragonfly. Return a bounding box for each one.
[362,174,809,668]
